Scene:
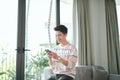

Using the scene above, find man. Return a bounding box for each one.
[47,25,77,80]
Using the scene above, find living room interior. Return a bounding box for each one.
[0,0,120,80]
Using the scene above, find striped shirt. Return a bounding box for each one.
[51,43,77,78]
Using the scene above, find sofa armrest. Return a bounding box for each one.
[75,66,93,80]
[44,67,53,80]
[92,66,108,80]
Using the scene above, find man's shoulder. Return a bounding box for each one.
[68,43,77,49]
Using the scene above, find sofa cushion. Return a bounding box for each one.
[75,66,93,80]
[92,66,108,80]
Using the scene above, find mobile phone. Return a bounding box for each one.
[45,49,51,54]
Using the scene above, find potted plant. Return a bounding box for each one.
[31,49,49,80]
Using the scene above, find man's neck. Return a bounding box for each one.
[60,41,69,46]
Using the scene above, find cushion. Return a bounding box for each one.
[75,66,92,80]
[92,66,108,80]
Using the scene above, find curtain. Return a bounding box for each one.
[73,0,93,65]
[105,0,120,74]
[73,0,120,74]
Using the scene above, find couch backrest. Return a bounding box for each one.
[75,66,108,80]
[75,66,93,80]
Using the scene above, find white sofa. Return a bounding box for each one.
[44,67,53,80]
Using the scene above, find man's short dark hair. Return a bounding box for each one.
[54,25,68,34]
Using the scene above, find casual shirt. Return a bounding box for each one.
[51,43,77,78]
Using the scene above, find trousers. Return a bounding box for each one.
[48,74,74,80]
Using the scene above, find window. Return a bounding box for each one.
[25,0,74,80]
[0,0,74,79]
[60,0,73,43]
[25,0,56,79]
[0,0,18,79]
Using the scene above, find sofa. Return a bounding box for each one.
[75,66,120,80]
[44,66,120,80]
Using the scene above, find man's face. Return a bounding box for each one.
[55,31,67,44]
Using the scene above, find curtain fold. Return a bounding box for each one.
[73,0,120,74]
[105,0,120,74]
[73,0,93,65]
